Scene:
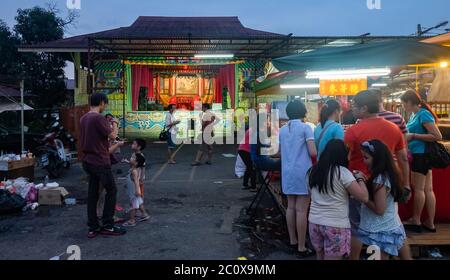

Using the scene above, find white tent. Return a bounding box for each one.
[0,101,33,113]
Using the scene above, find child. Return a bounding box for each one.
[123,139,146,197]
[308,139,369,260]
[353,139,406,260]
[123,152,150,227]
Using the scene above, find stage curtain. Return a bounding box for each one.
[131,65,154,110]
[216,65,235,107]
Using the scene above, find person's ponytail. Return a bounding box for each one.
[401,89,439,123]
[420,100,439,123]
[320,100,341,128]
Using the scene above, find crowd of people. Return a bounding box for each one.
[78,89,443,260]
[241,88,443,260]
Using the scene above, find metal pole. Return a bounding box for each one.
[20,80,24,152]
[121,59,126,138]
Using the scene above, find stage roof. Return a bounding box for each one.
[19,16,425,59]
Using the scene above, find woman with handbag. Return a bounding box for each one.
[165,104,181,164]
[401,90,443,233]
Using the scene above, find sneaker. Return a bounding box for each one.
[100,225,127,236]
[87,228,100,239]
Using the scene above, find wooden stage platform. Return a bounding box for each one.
[407,224,450,246]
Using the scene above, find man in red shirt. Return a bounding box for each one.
[344,89,410,259]
[80,93,126,238]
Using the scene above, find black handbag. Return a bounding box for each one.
[426,141,450,169]
[159,126,169,141]
[418,114,450,169]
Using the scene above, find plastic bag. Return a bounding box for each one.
[25,185,38,204]
[0,189,26,214]
[235,154,246,178]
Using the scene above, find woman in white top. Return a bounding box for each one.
[165,104,180,164]
[307,139,369,260]
[279,100,317,258]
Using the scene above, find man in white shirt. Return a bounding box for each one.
[165,104,180,164]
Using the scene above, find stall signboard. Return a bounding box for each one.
[319,78,367,96]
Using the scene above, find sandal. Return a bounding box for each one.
[403,223,423,233]
[136,215,150,222]
[122,221,136,227]
[296,248,315,259]
[422,225,437,233]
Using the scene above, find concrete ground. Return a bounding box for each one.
[0,142,298,260]
[1,141,447,260]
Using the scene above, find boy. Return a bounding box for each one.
[122,153,149,227]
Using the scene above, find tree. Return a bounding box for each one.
[0,20,20,80]
[14,5,77,108]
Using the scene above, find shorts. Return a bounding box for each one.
[129,196,144,210]
[167,133,177,149]
[411,153,432,176]
[309,223,351,258]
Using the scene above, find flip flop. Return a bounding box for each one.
[403,223,423,233]
[122,221,136,227]
[136,215,150,222]
[422,225,437,233]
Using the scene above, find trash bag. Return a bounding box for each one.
[0,189,27,215]
[235,154,246,178]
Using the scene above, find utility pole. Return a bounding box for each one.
[417,21,448,37]
[20,80,24,153]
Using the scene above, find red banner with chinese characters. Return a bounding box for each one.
[319,78,368,96]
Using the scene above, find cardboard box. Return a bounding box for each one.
[38,187,69,205]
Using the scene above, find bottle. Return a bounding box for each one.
[44,175,49,188]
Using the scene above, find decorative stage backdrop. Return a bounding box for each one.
[123,110,232,138]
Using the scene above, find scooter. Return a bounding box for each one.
[35,126,70,178]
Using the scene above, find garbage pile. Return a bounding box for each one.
[0,177,69,215]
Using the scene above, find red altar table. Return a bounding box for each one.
[399,166,450,223]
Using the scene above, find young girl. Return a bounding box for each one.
[280,100,317,258]
[353,140,406,259]
[308,139,369,260]
[123,153,150,227]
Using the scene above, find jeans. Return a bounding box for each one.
[238,150,256,188]
[82,162,117,230]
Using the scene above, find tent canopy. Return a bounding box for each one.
[272,40,450,71]
[0,102,33,113]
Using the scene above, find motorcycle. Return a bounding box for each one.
[35,120,72,178]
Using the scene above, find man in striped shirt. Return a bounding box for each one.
[377,92,407,134]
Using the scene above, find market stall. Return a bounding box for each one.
[270,39,450,222]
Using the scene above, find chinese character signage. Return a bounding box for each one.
[319,79,368,96]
